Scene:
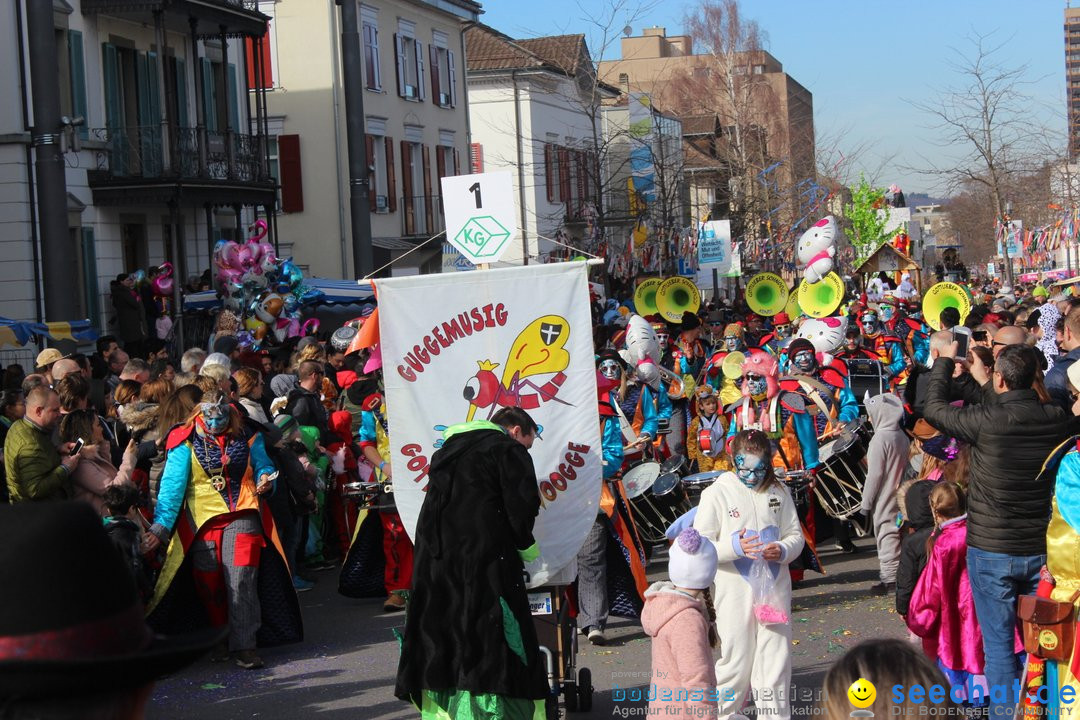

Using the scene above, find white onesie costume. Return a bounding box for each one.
[693,471,803,720]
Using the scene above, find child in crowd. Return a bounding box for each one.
[642,528,719,719]
[895,481,936,618]
[102,483,153,603]
[686,385,729,474]
[694,429,803,720]
[906,483,987,703]
[859,393,908,596]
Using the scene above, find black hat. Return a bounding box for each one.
[596,348,626,369]
[681,311,702,331]
[0,502,224,699]
[787,338,816,359]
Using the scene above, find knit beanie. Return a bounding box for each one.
[269,373,299,398]
[667,528,718,590]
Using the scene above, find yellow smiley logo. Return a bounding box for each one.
[848,678,876,709]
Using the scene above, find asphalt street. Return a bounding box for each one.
[149,536,907,719]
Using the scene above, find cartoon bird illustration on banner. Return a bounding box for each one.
[462,315,573,422]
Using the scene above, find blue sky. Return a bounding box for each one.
[480,0,1068,196]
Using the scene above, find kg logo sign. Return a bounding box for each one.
[441,171,518,265]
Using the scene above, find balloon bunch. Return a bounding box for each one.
[214,220,323,349]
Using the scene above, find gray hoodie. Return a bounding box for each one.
[861,393,910,514]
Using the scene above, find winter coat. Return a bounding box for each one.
[395,423,547,705]
[924,358,1078,555]
[860,394,909,516]
[111,282,146,344]
[119,402,161,445]
[907,517,989,675]
[1045,346,1080,411]
[896,481,935,616]
[69,444,136,516]
[641,582,718,719]
[104,515,153,602]
[285,387,329,441]
[4,419,69,502]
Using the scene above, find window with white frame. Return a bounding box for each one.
[429,30,456,108]
[361,5,381,91]
[395,20,424,101]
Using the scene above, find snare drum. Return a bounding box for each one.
[661,454,686,476]
[697,428,713,457]
[814,433,867,521]
[621,461,660,500]
[628,472,691,545]
[680,470,723,506]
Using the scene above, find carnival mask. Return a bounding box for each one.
[861,314,879,335]
[745,373,768,397]
[200,400,231,435]
[775,324,792,340]
[792,350,816,373]
[734,453,768,489]
[725,336,742,352]
[879,305,896,322]
[656,332,670,348]
[599,359,622,381]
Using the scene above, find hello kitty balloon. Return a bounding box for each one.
[797,216,837,284]
[795,315,848,353]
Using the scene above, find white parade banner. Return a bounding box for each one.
[376,263,602,587]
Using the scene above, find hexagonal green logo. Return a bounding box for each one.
[453,216,511,261]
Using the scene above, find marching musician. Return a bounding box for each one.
[665,312,707,455]
[686,385,729,473]
[758,312,794,358]
[857,307,907,391]
[879,296,931,369]
[835,327,879,363]
[705,323,747,406]
[575,351,649,644]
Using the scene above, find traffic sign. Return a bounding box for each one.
[440,171,517,264]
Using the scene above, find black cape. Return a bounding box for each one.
[395,428,548,703]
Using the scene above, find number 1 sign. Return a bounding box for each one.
[440,171,518,265]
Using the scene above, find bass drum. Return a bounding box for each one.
[628,472,690,546]
[621,461,660,500]
[814,432,867,526]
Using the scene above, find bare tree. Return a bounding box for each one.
[908,31,1044,285]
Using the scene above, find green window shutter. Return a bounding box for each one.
[68,31,88,139]
[102,43,121,129]
[175,57,188,127]
[80,228,101,331]
[137,52,151,125]
[147,51,162,124]
[226,63,238,130]
[201,58,216,132]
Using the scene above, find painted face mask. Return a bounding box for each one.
[200,400,231,435]
[734,453,768,488]
[745,373,768,397]
[792,350,816,373]
[775,324,792,340]
[879,304,896,322]
[656,332,670,348]
[725,336,741,352]
[599,359,621,381]
[861,314,879,335]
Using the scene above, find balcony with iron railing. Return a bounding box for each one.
[82,0,266,36]
[401,195,445,237]
[88,125,274,205]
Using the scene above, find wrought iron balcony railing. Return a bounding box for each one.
[90,125,269,185]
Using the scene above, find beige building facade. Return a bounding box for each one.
[263,0,480,278]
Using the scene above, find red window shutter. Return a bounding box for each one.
[422,145,433,230]
[575,151,585,213]
[429,45,441,103]
[278,134,303,213]
[385,137,396,212]
[366,134,376,211]
[246,24,272,89]
[436,145,446,180]
[470,143,483,173]
[545,144,555,202]
[401,140,414,234]
[558,147,570,205]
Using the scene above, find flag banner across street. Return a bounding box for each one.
[376,263,603,586]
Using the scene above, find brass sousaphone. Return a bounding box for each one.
[797,272,845,319]
[656,277,702,323]
[745,273,789,317]
[634,278,663,317]
[922,282,972,331]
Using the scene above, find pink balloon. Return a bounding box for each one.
[152,262,174,297]
[300,318,320,336]
[220,242,242,270]
[235,244,256,272]
[248,219,268,243]
[216,267,243,290]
